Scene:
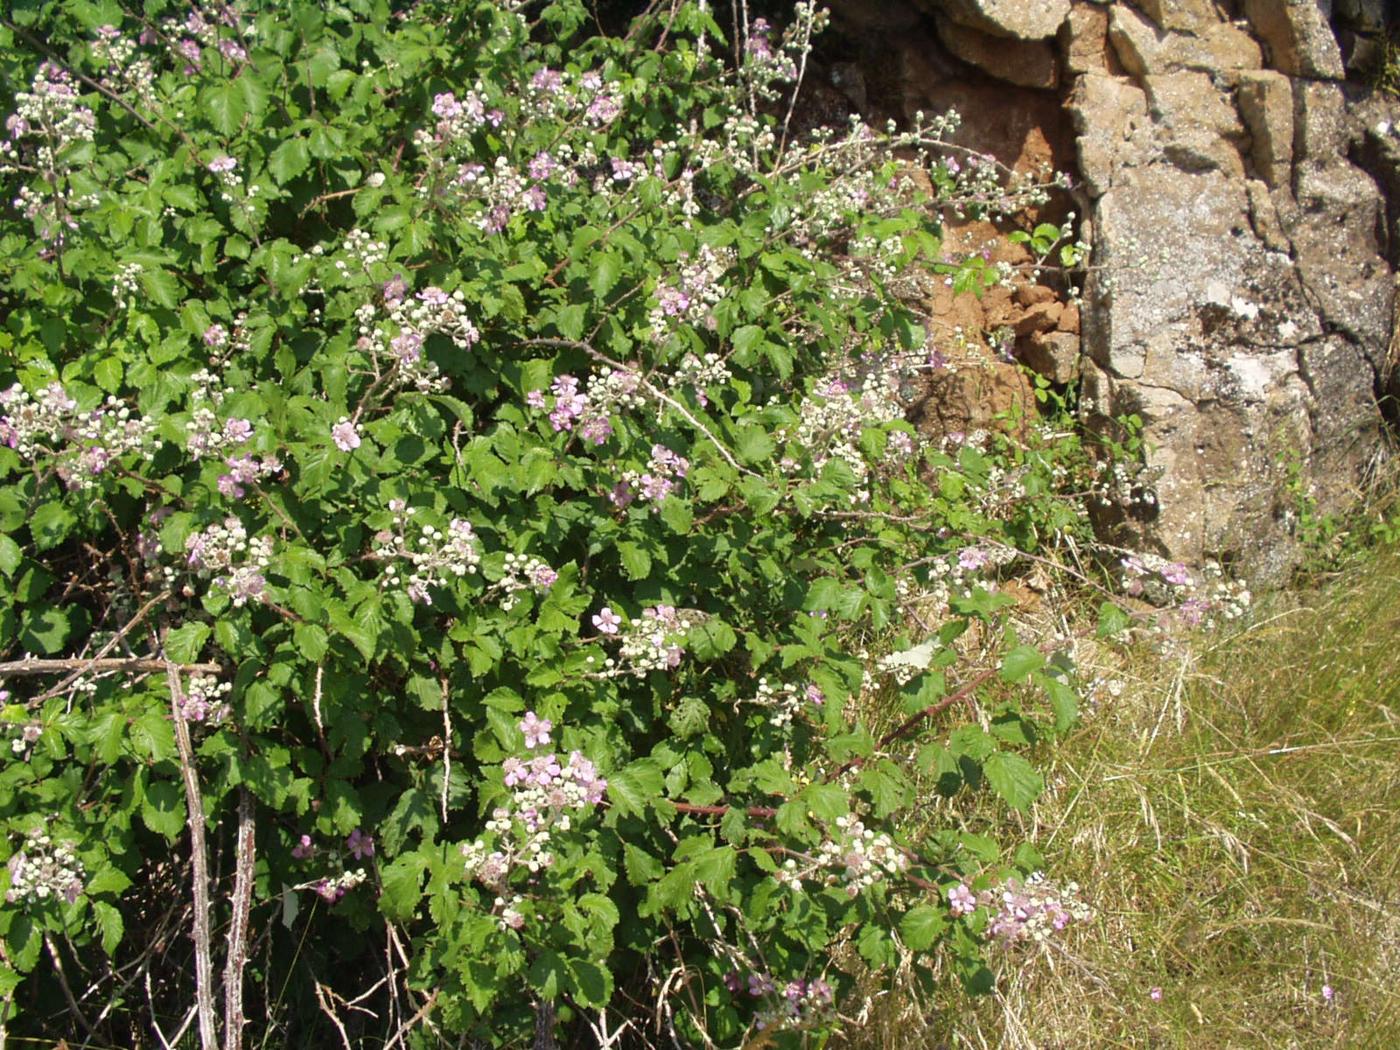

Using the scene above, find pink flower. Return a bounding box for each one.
[207,154,236,174]
[1149,986,1163,1001]
[519,711,552,749]
[346,829,375,860]
[1322,984,1335,1003]
[291,835,314,860]
[805,684,825,706]
[592,606,621,635]
[203,324,228,347]
[525,389,546,409]
[331,418,361,452]
[952,884,974,918]
[957,547,990,572]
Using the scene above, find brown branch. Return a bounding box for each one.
[44,935,97,1043]
[829,667,998,781]
[222,789,256,1050]
[2,657,222,679]
[32,591,173,702]
[671,802,776,819]
[166,664,221,1050]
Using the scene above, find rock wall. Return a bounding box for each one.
[825,0,1400,581]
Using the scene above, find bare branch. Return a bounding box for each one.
[32,590,173,702]
[223,789,256,1050]
[2,657,222,678]
[166,664,221,1050]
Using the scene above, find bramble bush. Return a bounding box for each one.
[0,1,1102,1045]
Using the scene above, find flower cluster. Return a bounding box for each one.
[90,25,158,109]
[590,604,700,678]
[389,285,480,351]
[488,553,558,612]
[527,367,647,445]
[183,516,273,606]
[461,715,608,930]
[374,503,481,605]
[7,720,42,758]
[668,352,732,407]
[184,367,254,459]
[979,874,1091,947]
[742,677,824,728]
[782,367,907,502]
[177,674,231,724]
[612,444,690,509]
[776,815,908,897]
[5,831,84,907]
[0,383,157,491]
[648,245,733,339]
[313,868,366,905]
[217,452,282,499]
[0,62,96,171]
[725,968,836,1031]
[207,154,242,199]
[155,8,250,75]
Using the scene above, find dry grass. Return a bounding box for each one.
[847,547,1400,1049]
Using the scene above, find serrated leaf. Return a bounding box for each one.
[590,252,623,300]
[0,534,20,576]
[1097,601,1132,638]
[29,502,75,550]
[269,137,312,184]
[999,644,1045,684]
[900,904,947,950]
[93,900,124,956]
[142,779,186,840]
[983,751,1043,812]
[202,82,246,134]
[378,853,427,921]
[94,357,123,393]
[616,541,651,580]
[139,268,181,310]
[608,758,664,817]
[165,622,210,664]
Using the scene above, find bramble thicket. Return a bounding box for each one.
[0,0,1203,1045]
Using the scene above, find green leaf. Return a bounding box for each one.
[139,268,181,310]
[983,751,1043,812]
[616,541,651,580]
[0,534,20,577]
[293,622,329,662]
[165,622,210,664]
[20,605,71,655]
[1097,601,1132,638]
[142,779,186,840]
[94,357,123,393]
[378,853,427,921]
[590,252,623,300]
[999,645,1045,684]
[203,82,246,134]
[29,502,76,550]
[900,905,948,951]
[567,958,614,1007]
[93,900,124,956]
[269,137,312,184]
[608,759,663,817]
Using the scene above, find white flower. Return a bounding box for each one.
[331,417,361,452]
